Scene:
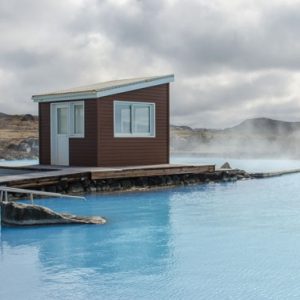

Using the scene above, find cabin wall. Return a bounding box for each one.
[39,103,51,165]
[97,83,170,167]
[39,101,99,166]
[38,83,170,167]
[69,100,98,166]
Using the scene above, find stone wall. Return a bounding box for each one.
[4,169,251,201]
[25,170,250,196]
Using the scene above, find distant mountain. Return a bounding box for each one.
[1,112,300,160]
[226,118,300,136]
[171,118,300,158]
[0,112,8,118]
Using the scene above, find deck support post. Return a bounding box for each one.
[0,186,86,202]
[30,193,34,204]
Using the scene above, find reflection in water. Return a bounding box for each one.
[0,190,173,299]
[2,175,300,299]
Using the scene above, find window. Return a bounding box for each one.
[114,101,155,137]
[57,107,68,134]
[133,105,151,133]
[73,103,84,135]
[52,101,84,138]
[115,103,131,134]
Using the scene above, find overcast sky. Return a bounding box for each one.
[1,0,300,128]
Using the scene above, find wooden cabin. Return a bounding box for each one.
[32,74,174,167]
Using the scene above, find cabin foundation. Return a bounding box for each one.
[0,164,252,200]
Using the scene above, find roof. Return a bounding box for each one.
[32,74,174,103]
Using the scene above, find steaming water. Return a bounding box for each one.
[1,157,300,299]
[171,155,300,172]
[2,156,300,172]
[0,159,38,167]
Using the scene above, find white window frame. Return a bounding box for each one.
[114,100,156,138]
[70,101,85,138]
[51,101,85,139]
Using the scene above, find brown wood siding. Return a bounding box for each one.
[166,84,170,163]
[38,84,169,167]
[97,84,169,166]
[39,103,51,165]
[69,100,98,166]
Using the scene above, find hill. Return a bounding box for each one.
[226,118,300,136]
[0,113,38,160]
[171,118,300,158]
[1,113,300,160]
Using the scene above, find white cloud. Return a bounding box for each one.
[1,0,300,128]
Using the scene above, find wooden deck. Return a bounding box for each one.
[0,164,215,188]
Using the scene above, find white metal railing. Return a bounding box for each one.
[0,186,86,203]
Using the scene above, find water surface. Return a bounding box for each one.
[0,159,38,167]
[1,167,300,299]
[171,155,300,172]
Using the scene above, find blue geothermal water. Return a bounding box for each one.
[171,155,300,172]
[1,158,300,299]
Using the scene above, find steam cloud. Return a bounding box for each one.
[1,0,300,128]
[171,118,300,158]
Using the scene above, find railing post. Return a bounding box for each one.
[0,186,86,201]
[30,193,33,204]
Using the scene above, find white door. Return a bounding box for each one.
[51,104,69,165]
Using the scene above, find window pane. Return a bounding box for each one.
[116,104,131,134]
[57,107,68,134]
[133,105,150,133]
[74,104,84,134]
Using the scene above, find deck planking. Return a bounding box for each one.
[0,164,215,188]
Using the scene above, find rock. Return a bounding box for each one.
[135,177,148,187]
[81,178,91,188]
[58,181,69,192]
[89,186,97,193]
[45,185,57,193]
[120,179,132,189]
[7,143,19,151]
[1,201,106,226]
[21,114,35,121]
[167,176,174,185]
[220,162,232,169]
[56,184,64,193]
[5,138,38,158]
[20,138,39,154]
[68,182,84,193]
[108,180,121,191]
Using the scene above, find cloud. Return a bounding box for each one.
[1,0,300,128]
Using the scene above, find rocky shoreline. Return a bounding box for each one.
[1,166,251,227]
[2,166,299,227]
[0,113,38,160]
[1,201,106,226]
[0,138,38,160]
[5,168,250,200]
